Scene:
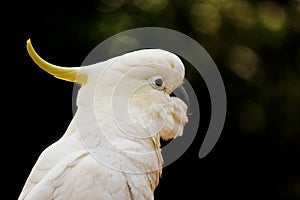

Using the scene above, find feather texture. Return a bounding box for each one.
[20,48,188,199]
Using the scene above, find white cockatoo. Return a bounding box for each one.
[19,39,188,200]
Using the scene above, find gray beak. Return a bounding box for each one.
[171,86,190,109]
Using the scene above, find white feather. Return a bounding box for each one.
[20,49,188,199]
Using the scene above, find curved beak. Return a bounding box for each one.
[170,86,190,109]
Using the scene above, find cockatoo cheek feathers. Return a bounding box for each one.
[156,97,188,141]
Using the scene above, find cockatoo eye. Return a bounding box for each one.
[155,78,163,87]
[149,75,165,90]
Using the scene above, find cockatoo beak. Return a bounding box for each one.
[171,86,190,108]
[26,39,87,84]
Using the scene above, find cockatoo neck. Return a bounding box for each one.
[71,105,163,175]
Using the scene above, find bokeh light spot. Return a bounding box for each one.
[96,11,134,37]
[228,46,259,80]
[222,0,256,28]
[134,0,169,13]
[190,2,221,34]
[258,1,286,31]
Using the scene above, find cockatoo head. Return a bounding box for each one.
[27,40,188,142]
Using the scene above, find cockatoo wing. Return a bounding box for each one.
[19,121,131,200]
[19,122,79,199]
[21,150,131,200]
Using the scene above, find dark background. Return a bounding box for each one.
[4,0,300,199]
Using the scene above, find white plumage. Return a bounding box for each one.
[19,40,188,200]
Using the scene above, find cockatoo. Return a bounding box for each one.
[19,39,188,200]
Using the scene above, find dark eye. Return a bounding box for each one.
[149,75,165,90]
[155,78,163,87]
